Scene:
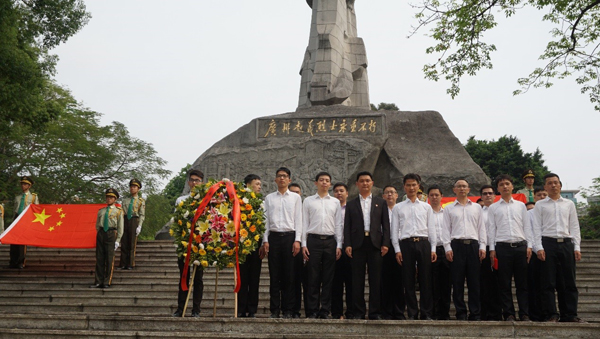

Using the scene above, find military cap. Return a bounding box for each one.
[129,179,142,189]
[105,188,119,199]
[20,176,34,185]
[522,169,535,179]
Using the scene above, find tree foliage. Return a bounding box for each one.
[370,102,400,111]
[411,0,600,111]
[0,0,90,129]
[0,85,171,222]
[464,135,549,189]
[162,164,191,205]
[139,194,172,240]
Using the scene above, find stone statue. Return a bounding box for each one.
[298,0,370,110]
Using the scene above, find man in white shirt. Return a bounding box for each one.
[263,167,303,318]
[533,173,583,323]
[301,172,343,319]
[442,179,486,321]
[391,174,437,320]
[479,185,502,321]
[331,183,353,319]
[382,185,406,320]
[428,185,451,320]
[488,174,532,321]
[528,187,550,322]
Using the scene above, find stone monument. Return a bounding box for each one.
[156,0,489,239]
[298,0,370,109]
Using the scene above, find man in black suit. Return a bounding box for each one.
[344,171,391,320]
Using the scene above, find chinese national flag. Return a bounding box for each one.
[0,204,105,248]
[440,193,527,207]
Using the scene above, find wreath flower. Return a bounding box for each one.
[171,180,265,271]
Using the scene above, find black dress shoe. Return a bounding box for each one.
[546,315,559,323]
[126,266,133,270]
[172,310,183,317]
[505,315,516,321]
[421,317,434,321]
[520,315,531,322]
[270,313,280,318]
[456,315,467,321]
[18,264,24,269]
[117,266,127,270]
[306,313,318,319]
[89,284,101,288]
[369,315,384,320]
[406,316,417,320]
[238,313,247,318]
[282,312,293,319]
[292,312,301,319]
[318,313,330,319]
[562,317,586,323]
[102,284,110,288]
[247,313,256,318]
[191,311,200,318]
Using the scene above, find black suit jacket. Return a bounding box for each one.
[343,195,391,250]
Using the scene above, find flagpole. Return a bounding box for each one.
[234,268,238,318]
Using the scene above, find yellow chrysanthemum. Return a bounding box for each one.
[178,201,184,207]
[192,245,198,253]
[181,230,186,237]
[177,220,182,225]
[186,222,191,229]
[240,214,247,221]
[207,246,214,251]
[181,241,188,247]
[201,260,208,267]
[169,229,174,236]
[254,235,260,242]
[244,239,252,247]
[199,249,207,256]
[227,262,234,268]
[242,249,249,255]
[240,229,248,238]
[226,250,234,256]
[251,192,256,199]
[246,221,251,227]
[214,247,222,253]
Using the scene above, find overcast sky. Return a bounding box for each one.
[52,1,599,200]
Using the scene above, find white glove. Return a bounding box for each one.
[136,225,141,236]
[115,242,120,251]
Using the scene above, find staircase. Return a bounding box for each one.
[0,240,599,338]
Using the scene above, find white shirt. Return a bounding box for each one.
[528,209,538,252]
[482,205,490,231]
[263,189,303,243]
[442,199,487,252]
[487,198,533,251]
[301,194,344,248]
[360,194,372,232]
[533,196,581,251]
[432,207,444,246]
[391,199,437,253]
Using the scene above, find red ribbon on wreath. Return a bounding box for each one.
[181,180,242,293]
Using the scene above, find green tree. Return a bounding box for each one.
[139,194,172,240]
[0,85,171,221]
[411,1,600,110]
[0,0,90,129]
[464,135,549,190]
[163,164,191,205]
[370,102,399,111]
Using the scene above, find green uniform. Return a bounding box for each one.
[10,191,39,268]
[94,205,124,286]
[516,188,534,203]
[119,195,145,268]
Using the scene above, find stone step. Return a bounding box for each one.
[0,314,598,338]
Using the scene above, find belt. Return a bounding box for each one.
[542,236,572,243]
[308,233,334,240]
[364,231,370,237]
[436,245,445,250]
[452,239,478,245]
[270,231,295,236]
[496,240,527,248]
[401,237,428,242]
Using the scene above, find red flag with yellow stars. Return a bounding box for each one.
[0,204,106,248]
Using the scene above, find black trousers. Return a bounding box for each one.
[119,216,138,268]
[539,238,578,321]
[305,235,336,316]
[95,229,117,286]
[450,239,481,320]
[432,245,452,320]
[528,254,568,321]
[400,239,433,319]
[331,250,353,318]
[238,243,263,315]
[351,236,383,318]
[480,246,502,320]
[267,232,296,315]
[9,213,26,268]
[293,252,309,316]
[496,243,529,319]
[381,249,405,319]
[176,256,204,313]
